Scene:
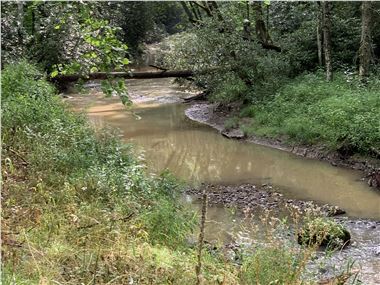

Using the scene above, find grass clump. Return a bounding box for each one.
[242,72,380,155]
[240,246,303,285]
[298,217,351,250]
[224,116,240,131]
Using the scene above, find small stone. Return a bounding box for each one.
[221,129,245,139]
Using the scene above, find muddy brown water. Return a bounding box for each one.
[69,78,380,220]
[68,78,380,283]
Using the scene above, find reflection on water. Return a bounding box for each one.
[69,78,380,220]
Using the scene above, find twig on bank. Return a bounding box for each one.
[8,148,28,165]
[77,212,134,230]
[148,64,168,71]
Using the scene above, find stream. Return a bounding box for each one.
[68,77,380,284]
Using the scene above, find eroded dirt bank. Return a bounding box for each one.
[185,102,380,190]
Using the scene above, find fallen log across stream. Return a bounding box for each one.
[53,70,194,83]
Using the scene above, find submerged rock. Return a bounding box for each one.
[374,246,380,256]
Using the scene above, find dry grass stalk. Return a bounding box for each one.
[195,186,208,285]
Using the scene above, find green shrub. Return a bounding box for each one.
[1,59,54,100]
[209,72,249,104]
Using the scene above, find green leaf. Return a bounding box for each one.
[122,58,129,65]
[90,66,98,73]
[120,94,131,106]
[51,70,59,78]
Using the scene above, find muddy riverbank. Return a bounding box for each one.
[185,102,380,190]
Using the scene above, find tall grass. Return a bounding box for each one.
[1,61,200,284]
[241,71,380,155]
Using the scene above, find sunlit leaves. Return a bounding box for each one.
[2,2,130,104]
[50,70,59,78]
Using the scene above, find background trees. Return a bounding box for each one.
[1,1,379,91]
[322,1,333,81]
[1,1,128,75]
[159,1,379,95]
[1,1,186,71]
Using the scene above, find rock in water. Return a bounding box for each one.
[221,129,245,139]
[322,205,346,216]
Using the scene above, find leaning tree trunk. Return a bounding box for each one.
[322,1,333,81]
[180,2,198,25]
[52,70,194,84]
[359,1,373,78]
[251,2,281,52]
[17,1,24,46]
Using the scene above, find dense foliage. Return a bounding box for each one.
[161,2,379,103]
[1,2,129,73]
[1,1,186,69]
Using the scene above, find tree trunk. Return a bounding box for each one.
[317,2,323,66]
[53,70,195,83]
[189,2,202,22]
[17,1,24,46]
[252,2,281,52]
[317,25,323,66]
[322,1,333,81]
[181,1,280,52]
[180,2,198,25]
[359,1,372,78]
